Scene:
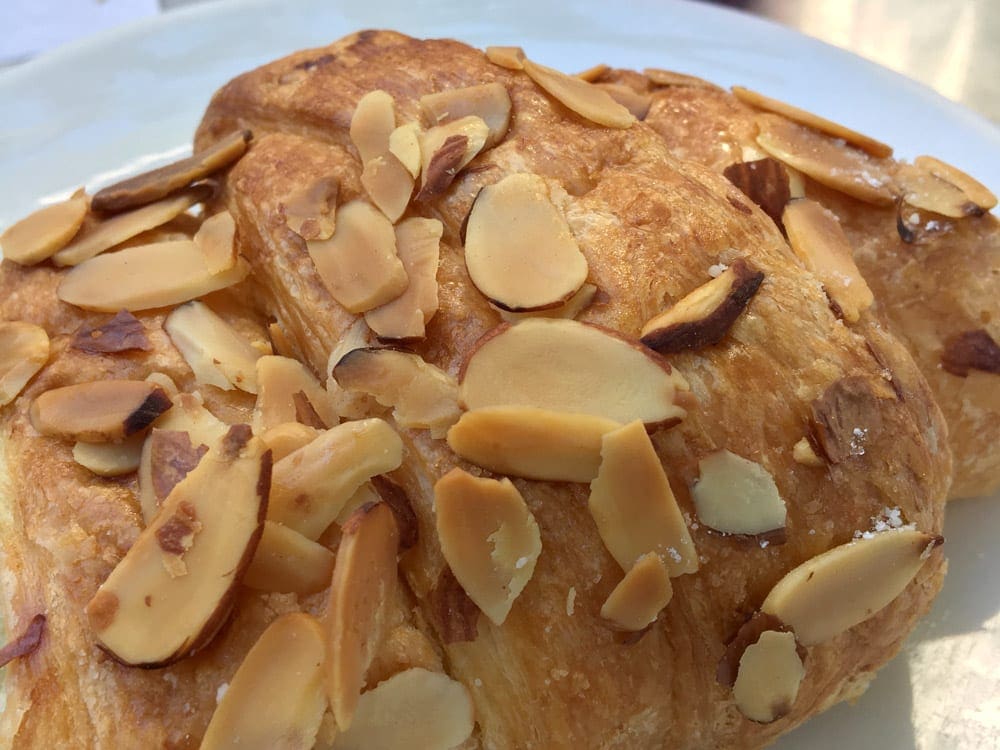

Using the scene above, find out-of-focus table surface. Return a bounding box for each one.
[3,0,998,124]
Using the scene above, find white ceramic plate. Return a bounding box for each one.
[1,1,998,748]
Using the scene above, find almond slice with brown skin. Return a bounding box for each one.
[282,176,339,241]
[496,282,597,324]
[593,83,652,120]
[732,630,805,723]
[253,355,337,432]
[243,520,335,595]
[523,59,635,129]
[722,158,792,227]
[417,116,490,201]
[364,217,442,341]
[331,668,474,750]
[940,329,1000,377]
[268,418,403,539]
[756,114,895,206]
[326,502,399,730]
[30,380,171,442]
[57,239,250,312]
[70,310,151,354]
[588,420,698,576]
[388,123,423,179]
[640,259,764,354]
[420,82,512,149]
[792,437,825,467]
[201,613,326,750]
[733,86,891,158]
[914,155,997,211]
[460,318,689,427]
[447,406,621,482]
[164,301,262,393]
[325,319,382,420]
[894,162,983,219]
[0,614,46,669]
[85,425,270,666]
[351,90,415,222]
[600,552,673,631]
[259,422,320,461]
[0,322,49,407]
[465,173,589,312]
[52,185,211,267]
[307,200,408,314]
[782,198,874,323]
[332,348,462,438]
[91,129,250,212]
[485,45,526,70]
[72,433,145,477]
[644,68,721,90]
[194,210,238,274]
[0,190,88,265]
[691,450,786,535]
[434,468,542,626]
[575,63,610,82]
[761,528,943,645]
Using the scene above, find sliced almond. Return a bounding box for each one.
[57,239,250,312]
[351,90,397,164]
[148,429,209,509]
[575,63,610,82]
[588,420,698,576]
[756,114,894,206]
[941,329,1000,377]
[201,612,326,750]
[282,176,339,241]
[253,355,337,433]
[91,130,250,212]
[434,468,541,625]
[351,91,414,222]
[327,502,399,730]
[52,186,210,267]
[70,310,151,354]
[364,217,442,340]
[523,59,634,129]
[420,82,512,148]
[593,83,652,120]
[86,425,269,666]
[691,450,786,535]
[733,86,891,158]
[30,380,171,442]
[164,301,262,393]
[782,199,874,323]
[809,376,884,464]
[325,319,382,420]
[644,68,721,89]
[914,155,997,211]
[0,322,49,406]
[792,437,824,467]
[330,668,474,750]
[145,371,178,396]
[722,158,793,227]
[459,318,689,426]
[496,282,598,323]
[332,348,461,438]
[465,173,589,312]
[260,421,321,461]
[417,116,490,201]
[761,528,942,645]
[447,406,620,482]
[388,123,423,180]
[72,433,145,477]
[640,259,763,353]
[243,520,335,595]
[485,45,526,70]
[894,162,982,219]
[334,481,381,527]
[732,630,805,723]
[0,190,88,265]
[194,210,238,274]
[268,418,403,539]
[307,200,408,314]
[0,614,47,669]
[600,552,673,631]
[362,155,416,222]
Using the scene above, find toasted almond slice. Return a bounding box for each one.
[332,348,461,437]
[325,319,382,420]
[434,468,541,626]
[148,429,209,508]
[260,422,321,461]
[496,282,598,323]
[722,158,793,227]
[485,45,525,70]
[894,162,980,219]
[351,91,414,222]
[914,155,997,211]
[268,418,403,539]
[447,406,620,482]
[164,301,262,393]
[691,450,786,535]
[575,63,609,82]
[465,173,589,312]
[756,114,894,205]
[86,426,269,666]
[640,259,763,353]
[792,437,824,467]
[941,329,1000,377]
[194,210,238,274]
[52,186,210,267]
[0,322,49,406]
[70,310,151,354]
[57,239,249,312]
[334,481,381,526]
[644,68,721,89]
[593,83,652,120]
[282,176,339,241]
[364,217,442,340]
[600,552,673,631]
[201,613,326,750]
[417,116,490,201]
[243,520,335,594]
[253,355,337,433]
[761,528,942,645]
[389,123,423,179]
[351,90,397,165]
[72,433,145,477]
[732,630,805,723]
[0,614,47,669]
[0,190,88,265]
[327,502,399,730]
[460,319,689,426]
[91,130,250,212]
[307,200,408,314]
[782,199,874,323]
[362,155,416,223]
[30,380,171,442]
[734,86,891,158]
[523,59,634,129]
[420,83,512,148]
[331,668,474,750]
[588,420,698,576]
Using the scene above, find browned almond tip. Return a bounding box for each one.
[0,614,47,668]
[31,380,171,442]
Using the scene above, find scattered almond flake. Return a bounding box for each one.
[216,683,229,704]
[566,587,577,616]
[707,263,728,278]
